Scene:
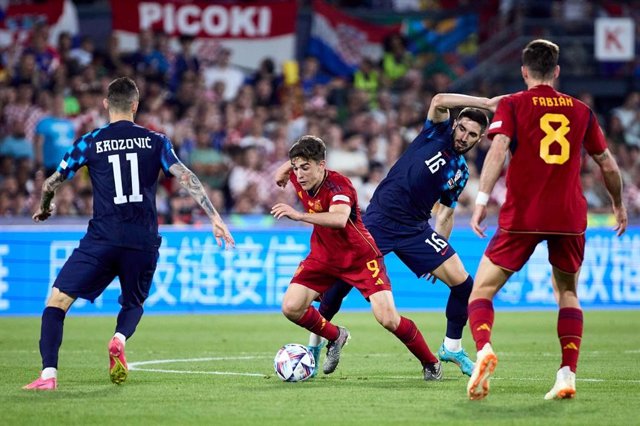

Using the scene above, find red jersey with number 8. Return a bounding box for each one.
[487,85,607,234]
[289,169,382,269]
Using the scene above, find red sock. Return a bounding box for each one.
[295,306,339,341]
[392,316,438,364]
[558,307,583,373]
[468,298,494,351]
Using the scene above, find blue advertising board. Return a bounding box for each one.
[0,225,638,315]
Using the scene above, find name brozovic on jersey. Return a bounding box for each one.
[57,120,180,250]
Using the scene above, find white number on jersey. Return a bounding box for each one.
[425,151,446,174]
[108,153,143,205]
[424,232,448,252]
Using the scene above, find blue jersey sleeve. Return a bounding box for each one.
[439,167,469,208]
[415,117,452,148]
[56,132,92,179]
[159,134,180,176]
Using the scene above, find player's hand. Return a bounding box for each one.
[275,172,290,188]
[271,203,301,221]
[212,217,235,248]
[470,204,488,238]
[612,203,628,237]
[32,203,55,222]
[423,273,437,284]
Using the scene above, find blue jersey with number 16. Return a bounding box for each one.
[57,120,180,250]
[366,117,469,227]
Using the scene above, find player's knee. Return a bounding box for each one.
[374,308,400,331]
[46,288,74,312]
[281,300,304,321]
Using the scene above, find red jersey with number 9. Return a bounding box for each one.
[487,85,607,234]
[289,169,382,269]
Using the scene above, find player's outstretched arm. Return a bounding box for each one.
[427,93,496,123]
[271,203,350,229]
[32,171,65,222]
[169,162,235,248]
[591,149,628,236]
[470,133,510,238]
[274,161,293,188]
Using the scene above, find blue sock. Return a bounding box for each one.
[319,281,352,321]
[116,305,144,339]
[445,275,473,339]
[39,306,66,369]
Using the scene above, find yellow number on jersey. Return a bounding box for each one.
[539,113,570,164]
[366,259,380,278]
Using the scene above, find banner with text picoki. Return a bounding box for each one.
[110,0,297,70]
[0,226,639,315]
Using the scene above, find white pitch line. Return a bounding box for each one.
[129,356,266,377]
[129,356,262,367]
[131,367,265,377]
[128,356,640,383]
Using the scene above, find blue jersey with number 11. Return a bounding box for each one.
[366,117,469,226]
[57,120,179,249]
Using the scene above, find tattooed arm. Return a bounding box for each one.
[591,148,627,236]
[169,161,235,247]
[32,171,66,222]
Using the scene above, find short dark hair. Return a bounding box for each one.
[457,107,489,132]
[107,77,139,112]
[522,39,559,80]
[289,135,326,162]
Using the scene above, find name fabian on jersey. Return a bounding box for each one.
[95,137,152,153]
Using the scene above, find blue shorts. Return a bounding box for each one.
[54,236,159,306]
[364,211,456,278]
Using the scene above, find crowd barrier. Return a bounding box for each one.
[0,225,638,315]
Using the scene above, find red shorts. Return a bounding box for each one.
[292,255,392,299]
[485,229,585,273]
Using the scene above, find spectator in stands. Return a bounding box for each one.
[300,56,331,99]
[381,33,413,90]
[611,92,640,147]
[228,145,271,211]
[34,93,75,175]
[353,57,381,108]
[4,81,43,141]
[202,47,246,102]
[190,125,229,191]
[170,35,200,93]
[69,35,95,69]
[0,119,33,161]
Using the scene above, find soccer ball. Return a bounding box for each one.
[274,343,316,382]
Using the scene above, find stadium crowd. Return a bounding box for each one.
[0,16,639,223]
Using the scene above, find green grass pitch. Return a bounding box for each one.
[1,310,639,425]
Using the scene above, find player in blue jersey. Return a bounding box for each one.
[23,77,235,391]
[306,93,503,378]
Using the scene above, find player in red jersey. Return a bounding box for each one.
[465,39,628,401]
[271,135,443,379]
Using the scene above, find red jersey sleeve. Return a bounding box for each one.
[583,112,608,155]
[487,95,517,140]
[328,189,353,208]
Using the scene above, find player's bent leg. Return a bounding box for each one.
[467,343,498,400]
[25,289,75,391]
[369,290,401,332]
[109,336,128,385]
[281,284,318,321]
[544,366,576,400]
[370,291,441,380]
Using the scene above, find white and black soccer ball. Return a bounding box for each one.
[274,343,316,382]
